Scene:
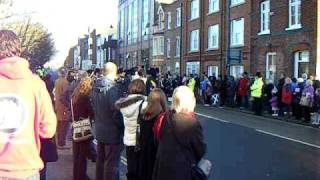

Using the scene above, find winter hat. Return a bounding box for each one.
[297,78,304,83]
[255,72,261,78]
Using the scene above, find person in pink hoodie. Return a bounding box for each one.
[0,30,57,179]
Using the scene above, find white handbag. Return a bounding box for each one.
[71,99,93,142]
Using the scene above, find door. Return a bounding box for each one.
[294,51,310,78]
[266,52,277,83]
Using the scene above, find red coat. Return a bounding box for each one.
[238,77,248,96]
[282,85,293,105]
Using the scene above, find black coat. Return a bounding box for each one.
[152,111,206,180]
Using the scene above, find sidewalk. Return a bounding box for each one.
[46,140,127,180]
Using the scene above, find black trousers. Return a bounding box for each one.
[73,140,91,180]
[302,106,311,122]
[126,146,140,180]
[253,97,262,116]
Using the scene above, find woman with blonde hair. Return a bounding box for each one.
[71,77,93,180]
[152,86,206,180]
[139,88,167,180]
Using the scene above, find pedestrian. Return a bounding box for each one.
[226,76,236,107]
[293,78,305,120]
[91,62,124,180]
[219,75,227,107]
[300,79,314,123]
[187,74,196,92]
[152,86,206,180]
[54,68,72,149]
[200,76,209,105]
[263,80,275,114]
[0,30,57,179]
[115,79,148,180]
[237,72,249,109]
[270,87,279,116]
[140,88,167,180]
[277,74,286,116]
[250,72,264,116]
[281,77,293,116]
[71,76,94,180]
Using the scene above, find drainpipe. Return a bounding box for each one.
[226,0,231,76]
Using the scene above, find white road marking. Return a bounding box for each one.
[195,112,230,123]
[256,129,320,149]
[121,156,128,166]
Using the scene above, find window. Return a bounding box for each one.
[266,52,277,83]
[230,65,244,79]
[166,38,171,58]
[294,51,309,78]
[176,7,181,27]
[159,11,165,30]
[287,0,301,30]
[190,0,199,20]
[131,0,138,43]
[231,0,245,7]
[186,61,200,75]
[208,66,219,78]
[127,5,132,44]
[208,24,219,49]
[176,36,180,57]
[142,0,149,39]
[259,0,270,34]
[190,30,199,51]
[167,12,171,30]
[209,0,219,14]
[153,36,164,56]
[231,18,244,47]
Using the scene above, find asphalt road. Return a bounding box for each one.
[47,106,320,180]
[197,106,320,180]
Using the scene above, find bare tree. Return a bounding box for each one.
[4,18,56,69]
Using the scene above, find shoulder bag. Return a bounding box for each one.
[71,99,93,142]
[135,100,145,152]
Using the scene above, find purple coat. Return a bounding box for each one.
[303,85,315,104]
[269,96,279,109]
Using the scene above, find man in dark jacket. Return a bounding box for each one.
[91,62,124,180]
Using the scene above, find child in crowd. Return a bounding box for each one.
[270,87,279,116]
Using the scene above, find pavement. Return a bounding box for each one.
[47,105,320,180]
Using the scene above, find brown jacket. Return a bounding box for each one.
[54,77,70,121]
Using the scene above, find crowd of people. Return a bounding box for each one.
[49,62,207,180]
[151,70,320,125]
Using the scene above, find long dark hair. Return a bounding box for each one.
[143,88,167,120]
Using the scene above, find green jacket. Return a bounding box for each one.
[250,78,264,98]
[187,78,196,92]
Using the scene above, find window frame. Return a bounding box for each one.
[166,38,171,58]
[175,36,181,57]
[259,0,270,35]
[208,24,219,50]
[190,29,199,52]
[230,0,245,7]
[208,0,219,14]
[176,7,181,27]
[286,0,302,30]
[167,12,172,30]
[190,0,199,20]
[230,18,244,47]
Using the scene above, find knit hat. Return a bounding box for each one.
[297,78,304,83]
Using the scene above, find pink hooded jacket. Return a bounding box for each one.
[0,57,57,178]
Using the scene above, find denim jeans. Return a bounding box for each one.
[96,143,123,180]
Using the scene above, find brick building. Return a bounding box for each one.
[180,0,252,79]
[118,0,154,70]
[251,0,318,82]
[162,1,182,74]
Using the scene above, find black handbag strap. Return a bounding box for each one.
[137,99,145,125]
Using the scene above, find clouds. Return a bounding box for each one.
[12,0,118,66]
